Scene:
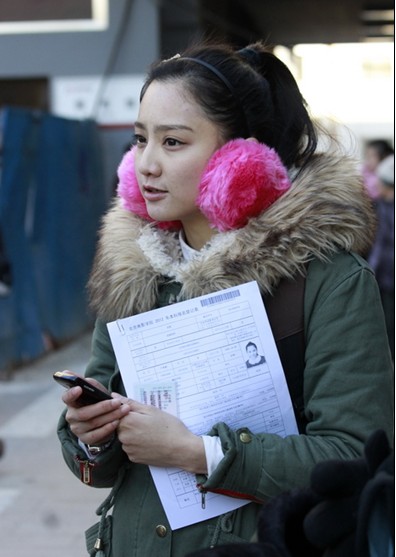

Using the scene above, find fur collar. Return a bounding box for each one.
[89,153,375,322]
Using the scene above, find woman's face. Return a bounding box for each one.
[247,344,258,359]
[134,80,224,247]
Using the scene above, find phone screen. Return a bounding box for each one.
[53,371,112,405]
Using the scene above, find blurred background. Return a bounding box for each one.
[0,0,394,371]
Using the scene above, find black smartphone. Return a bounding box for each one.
[53,370,112,405]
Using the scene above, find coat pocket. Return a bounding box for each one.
[85,515,112,557]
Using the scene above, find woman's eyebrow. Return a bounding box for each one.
[134,121,193,133]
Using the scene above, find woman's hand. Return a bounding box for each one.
[115,397,207,474]
[63,377,130,446]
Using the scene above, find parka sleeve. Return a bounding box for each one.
[199,253,394,501]
[57,319,128,488]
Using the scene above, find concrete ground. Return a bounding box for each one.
[0,331,111,557]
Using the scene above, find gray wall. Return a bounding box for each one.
[0,0,159,78]
[0,0,161,199]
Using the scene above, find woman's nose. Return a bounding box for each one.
[136,145,161,177]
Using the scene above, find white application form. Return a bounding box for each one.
[107,281,298,529]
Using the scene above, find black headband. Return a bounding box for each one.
[182,57,237,98]
[181,56,249,137]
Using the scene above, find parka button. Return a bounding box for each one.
[155,524,168,538]
[239,432,252,443]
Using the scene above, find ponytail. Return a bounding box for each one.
[239,43,318,168]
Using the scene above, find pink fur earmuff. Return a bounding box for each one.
[117,147,180,230]
[117,139,291,231]
[197,138,291,231]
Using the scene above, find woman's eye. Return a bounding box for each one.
[132,134,146,146]
[164,137,183,147]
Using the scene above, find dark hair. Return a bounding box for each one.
[366,139,394,161]
[140,42,317,169]
[246,342,258,351]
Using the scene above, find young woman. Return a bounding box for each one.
[57,42,394,557]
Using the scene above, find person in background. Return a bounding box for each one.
[56,41,394,557]
[0,119,12,297]
[0,228,12,296]
[362,139,394,201]
[368,154,395,360]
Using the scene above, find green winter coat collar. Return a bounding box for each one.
[89,153,374,322]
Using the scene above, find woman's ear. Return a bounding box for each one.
[197,138,291,231]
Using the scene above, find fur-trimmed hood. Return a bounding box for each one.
[89,153,375,322]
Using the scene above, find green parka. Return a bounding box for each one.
[57,153,394,557]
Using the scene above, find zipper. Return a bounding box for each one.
[197,482,263,505]
[75,456,95,485]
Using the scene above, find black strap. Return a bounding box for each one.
[264,273,308,433]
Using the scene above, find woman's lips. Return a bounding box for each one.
[142,185,168,201]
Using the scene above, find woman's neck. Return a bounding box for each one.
[182,218,217,251]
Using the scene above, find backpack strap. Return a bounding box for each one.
[263,272,307,434]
